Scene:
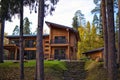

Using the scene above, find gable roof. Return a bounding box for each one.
[45,21,80,41]
[82,47,104,54]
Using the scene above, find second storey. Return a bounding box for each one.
[46,21,79,47]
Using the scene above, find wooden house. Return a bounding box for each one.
[4,21,80,60]
[82,47,104,60]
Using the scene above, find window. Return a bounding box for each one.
[54,49,66,60]
[55,36,65,40]
[25,40,35,47]
[10,40,19,46]
[54,36,66,43]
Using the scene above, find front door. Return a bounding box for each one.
[54,49,66,60]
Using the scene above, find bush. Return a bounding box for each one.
[80,56,90,61]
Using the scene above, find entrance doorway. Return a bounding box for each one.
[54,49,66,60]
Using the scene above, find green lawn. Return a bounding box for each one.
[0,60,67,70]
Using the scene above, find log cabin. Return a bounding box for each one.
[82,47,104,60]
[4,21,80,60]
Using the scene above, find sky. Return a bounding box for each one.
[5,0,96,35]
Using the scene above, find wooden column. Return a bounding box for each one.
[49,46,51,59]
[49,27,52,59]
[23,39,25,47]
[9,39,11,44]
[15,47,18,60]
[8,50,11,60]
[67,29,70,60]
[73,47,76,60]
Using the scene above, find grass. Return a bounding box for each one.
[1,60,119,80]
[44,60,67,71]
[0,60,36,68]
[0,60,67,80]
[0,60,67,69]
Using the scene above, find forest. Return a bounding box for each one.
[0,0,120,80]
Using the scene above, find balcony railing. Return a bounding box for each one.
[50,39,68,44]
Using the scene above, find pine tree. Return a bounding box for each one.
[72,16,78,30]
[23,17,32,34]
[12,25,20,35]
[106,0,117,80]
[101,0,108,69]
[118,0,120,67]
[36,0,59,80]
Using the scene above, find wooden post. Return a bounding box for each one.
[49,46,51,59]
[49,27,52,59]
[9,39,11,44]
[8,50,11,60]
[15,47,17,60]
[67,29,70,60]
[73,47,76,60]
[68,46,70,60]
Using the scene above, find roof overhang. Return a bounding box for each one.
[5,34,49,40]
[82,47,104,54]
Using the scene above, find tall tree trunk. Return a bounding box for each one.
[36,0,44,80]
[0,19,4,63]
[101,0,108,69]
[35,62,37,80]
[0,0,5,63]
[118,0,120,67]
[19,0,24,80]
[106,0,117,80]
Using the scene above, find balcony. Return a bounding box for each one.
[50,39,69,46]
[51,39,68,44]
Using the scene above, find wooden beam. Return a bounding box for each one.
[24,48,36,51]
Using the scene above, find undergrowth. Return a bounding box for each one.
[0,60,66,80]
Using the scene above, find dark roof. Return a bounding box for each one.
[45,21,76,32]
[82,47,104,54]
[45,21,80,41]
[5,34,49,39]
[6,21,80,40]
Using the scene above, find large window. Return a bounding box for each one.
[24,40,35,48]
[54,36,66,43]
[10,40,19,46]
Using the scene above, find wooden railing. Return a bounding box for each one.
[50,39,68,44]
